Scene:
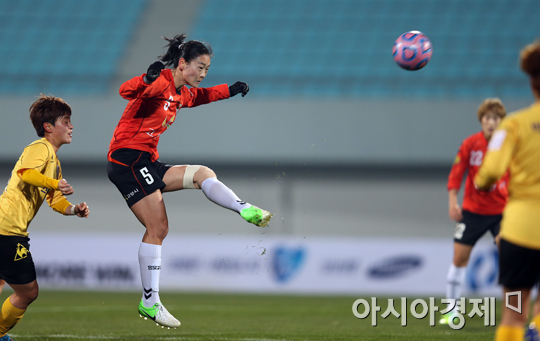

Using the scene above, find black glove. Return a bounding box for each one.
[228,81,249,97]
[144,61,164,84]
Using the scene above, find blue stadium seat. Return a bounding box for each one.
[190,0,540,99]
[0,0,146,95]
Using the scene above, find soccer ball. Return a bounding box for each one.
[392,31,432,71]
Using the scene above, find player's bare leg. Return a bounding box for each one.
[130,192,180,329]
[163,165,272,227]
[6,281,38,309]
[494,287,530,340]
[452,242,473,267]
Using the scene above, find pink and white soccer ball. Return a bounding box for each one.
[392,31,432,71]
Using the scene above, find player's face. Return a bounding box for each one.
[50,115,73,146]
[481,111,501,140]
[182,55,211,88]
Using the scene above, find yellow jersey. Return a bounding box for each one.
[475,101,540,249]
[0,138,70,237]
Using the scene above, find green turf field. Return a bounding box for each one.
[3,290,499,341]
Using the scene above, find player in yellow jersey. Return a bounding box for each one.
[0,95,90,341]
[474,40,540,341]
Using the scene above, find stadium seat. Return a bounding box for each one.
[0,0,146,95]
[190,0,540,98]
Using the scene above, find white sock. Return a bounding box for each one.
[201,177,251,213]
[139,242,162,308]
[446,264,466,310]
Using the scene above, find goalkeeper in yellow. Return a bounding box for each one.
[0,95,90,341]
[474,40,540,341]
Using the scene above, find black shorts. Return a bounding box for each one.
[107,149,172,207]
[453,210,501,246]
[0,235,37,285]
[499,238,540,289]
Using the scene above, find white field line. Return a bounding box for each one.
[27,304,265,313]
[11,335,291,341]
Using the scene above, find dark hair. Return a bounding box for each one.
[159,33,213,68]
[29,94,72,137]
[520,40,540,93]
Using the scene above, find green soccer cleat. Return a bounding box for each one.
[241,206,273,227]
[439,312,458,325]
[138,300,180,329]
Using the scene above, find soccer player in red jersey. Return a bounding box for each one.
[440,98,508,325]
[107,34,272,328]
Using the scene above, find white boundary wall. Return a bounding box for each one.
[29,233,500,297]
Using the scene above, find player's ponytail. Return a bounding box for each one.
[520,40,540,93]
[159,33,214,68]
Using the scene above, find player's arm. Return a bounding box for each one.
[448,189,462,222]
[447,142,468,221]
[46,186,89,217]
[186,84,233,108]
[119,62,167,100]
[51,197,89,217]
[475,123,516,190]
[19,168,59,189]
[18,169,73,195]
[17,143,72,194]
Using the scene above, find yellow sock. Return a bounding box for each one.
[494,325,524,341]
[0,296,26,336]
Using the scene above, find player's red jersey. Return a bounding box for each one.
[108,69,230,162]
[447,131,508,215]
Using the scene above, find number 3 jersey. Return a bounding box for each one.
[108,68,230,163]
[447,131,509,215]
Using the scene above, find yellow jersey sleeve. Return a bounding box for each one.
[18,141,50,172]
[19,168,60,189]
[48,193,72,215]
[475,119,516,190]
[45,159,72,215]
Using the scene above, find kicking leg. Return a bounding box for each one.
[163,165,273,227]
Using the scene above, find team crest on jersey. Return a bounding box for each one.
[14,243,29,261]
[162,115,176,128]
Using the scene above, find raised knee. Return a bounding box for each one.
[191,166,216,189]
[199,166,216,179]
